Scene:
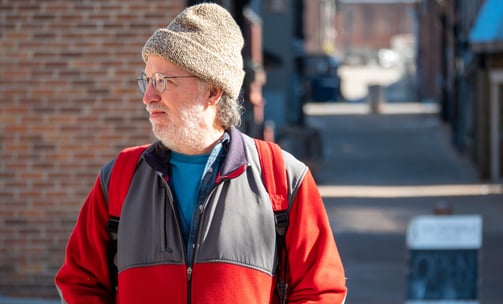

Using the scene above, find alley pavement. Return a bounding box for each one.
[302,102,503,304]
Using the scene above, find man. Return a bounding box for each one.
[55,3,347,303]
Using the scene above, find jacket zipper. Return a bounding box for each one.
[186,186,220,304]
[186,204,205,304]
[160,172,219,304]
[187,266,193,303]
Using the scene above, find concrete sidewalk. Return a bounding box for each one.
[304,102,503,304]
[0,297,58,304]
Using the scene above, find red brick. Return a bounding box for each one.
[0,0,186,297]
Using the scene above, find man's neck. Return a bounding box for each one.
[166,129,225,155]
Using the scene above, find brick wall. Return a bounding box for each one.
[0,0,184,298]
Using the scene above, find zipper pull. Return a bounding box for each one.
[187,266,192,283]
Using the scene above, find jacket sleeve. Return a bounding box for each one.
[55,175,114,304]
[285,169,347,303]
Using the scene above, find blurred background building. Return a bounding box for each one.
[416,0,503,182]
[0,0,501,299]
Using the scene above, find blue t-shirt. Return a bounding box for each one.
[169,151,210,240]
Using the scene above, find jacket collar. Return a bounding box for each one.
[218,126,248,181]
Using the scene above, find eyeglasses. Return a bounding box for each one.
[136,72,197,94]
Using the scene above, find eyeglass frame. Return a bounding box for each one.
[136,72,198,94]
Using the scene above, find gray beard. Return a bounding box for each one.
[150,107,213,154]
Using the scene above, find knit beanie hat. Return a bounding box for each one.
[142,3,245,99]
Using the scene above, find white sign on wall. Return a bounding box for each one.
[406,215,483,304]
[407,215,482,250]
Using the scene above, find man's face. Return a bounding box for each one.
[142,55,214,153]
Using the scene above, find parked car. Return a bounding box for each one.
[303,54,343,102]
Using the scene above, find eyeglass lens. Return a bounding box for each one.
[137,73,166,94]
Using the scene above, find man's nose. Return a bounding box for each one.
[142,84,160,105]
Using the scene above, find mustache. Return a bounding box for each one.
[146,105,168,112]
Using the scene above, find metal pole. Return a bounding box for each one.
[490,71,502,181]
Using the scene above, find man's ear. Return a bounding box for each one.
[208,86,224,105]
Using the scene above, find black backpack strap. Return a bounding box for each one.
[107,216,119,294]
[274,209,289,304]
